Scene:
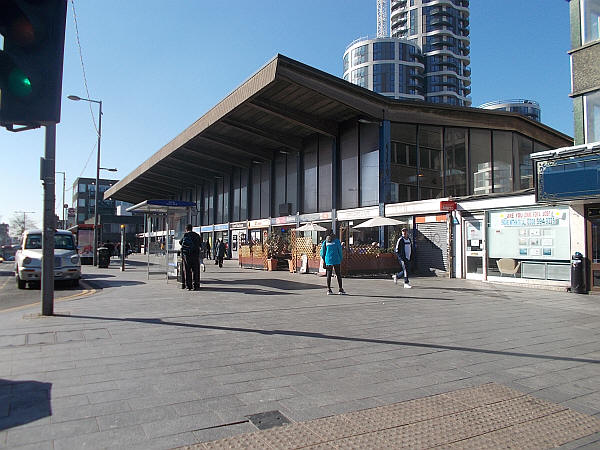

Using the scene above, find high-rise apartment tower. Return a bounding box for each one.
[390,0,471,106]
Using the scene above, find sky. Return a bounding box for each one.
[0,0,573,232]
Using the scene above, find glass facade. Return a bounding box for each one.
[185,122,554,228]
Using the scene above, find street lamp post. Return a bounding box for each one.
[68,95,103,266]
[55,171,66,229]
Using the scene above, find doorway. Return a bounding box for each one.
[464,216,485,280]
[586,205,600,291]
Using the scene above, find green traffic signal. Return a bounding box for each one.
[8,66,32,97]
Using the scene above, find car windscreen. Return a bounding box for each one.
[24,234,75,250]
[24,234,42,249]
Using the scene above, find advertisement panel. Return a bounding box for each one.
[487,207,570,260]
[78,228,94,260]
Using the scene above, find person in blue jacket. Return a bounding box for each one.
[320,231,346,295]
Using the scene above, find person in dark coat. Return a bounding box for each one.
[216,240,226,268]
[179,224,201,290]
[393,227,413,288]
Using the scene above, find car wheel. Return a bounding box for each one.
[16,271,26,289]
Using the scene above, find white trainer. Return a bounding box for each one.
[392,274,397,284]
[404,283,412,289]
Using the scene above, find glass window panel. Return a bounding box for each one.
[373,63,395,93]
[351,44,368,65]
[303,137,318,213]
[78,183,86,193]
[240,169,248,220]
[319,137,332,211]
[444,127,468,196]
[251,165,261,219]
[418,125,443,200]
[373,41,395,60]
[216,178,224,224]
[202,183,209,225]
[585,90,600,142]
[340,125,359,209]
[360,124,379,206]
[260,163,270,218]
[492,130,513,193]
[274,154,286,215]
[351,66,369,88]
[514,133,534,190]
[470,129,491,195]
[583,0,600,44]
[287,155,297,215]
[391,123,417,203]
[232,168,240,222]
[223,174,230,223]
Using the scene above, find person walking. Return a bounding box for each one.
[320,231,345,295]
[216,239,226,268]
[393,227,413,288]
[214,239,220,265]
[199,237,206,273]
[179,224,201,291]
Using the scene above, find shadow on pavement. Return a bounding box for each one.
[194,286,296,296]
[83,280,146,289]
[54,314,600,365]
[0,379,52,431]
[202,278,323,291]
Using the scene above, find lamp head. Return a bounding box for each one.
[67,95,82,101]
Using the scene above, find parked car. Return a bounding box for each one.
[14,230,81,289]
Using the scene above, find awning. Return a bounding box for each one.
[126,199,196,214]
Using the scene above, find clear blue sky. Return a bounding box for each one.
[0,0,573,231]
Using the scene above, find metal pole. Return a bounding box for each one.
[120,224,125,271]
[62,173,66,228]
[93,101,102,266]
[42,124,56,316]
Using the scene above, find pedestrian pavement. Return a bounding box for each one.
[1,255,599,449]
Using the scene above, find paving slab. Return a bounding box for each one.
[0,256,599,448]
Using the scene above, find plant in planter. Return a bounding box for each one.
[265,233,289,270]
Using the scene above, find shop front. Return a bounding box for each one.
[240,219,270,269]
[455,195,572,288]
[229,221,247,260]
[214,224,230,259]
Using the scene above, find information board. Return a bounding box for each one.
[487,207,570,260]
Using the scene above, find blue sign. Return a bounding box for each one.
[536,154,600,202]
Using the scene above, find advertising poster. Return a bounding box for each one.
[488,207,569,260]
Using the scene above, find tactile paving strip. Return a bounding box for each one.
[179,383,600,449]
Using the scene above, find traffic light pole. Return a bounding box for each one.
[42,124,56,316]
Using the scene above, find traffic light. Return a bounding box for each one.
[0,0,67,127]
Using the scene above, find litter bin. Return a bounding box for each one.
[98,247,110,268]
[571,252,586,294]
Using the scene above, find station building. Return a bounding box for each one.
[105,54,573,287]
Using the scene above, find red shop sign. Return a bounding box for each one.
[440,201,457,212]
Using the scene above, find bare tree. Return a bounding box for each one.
[9,214,38,239]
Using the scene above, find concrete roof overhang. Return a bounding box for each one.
[105,54,573,204]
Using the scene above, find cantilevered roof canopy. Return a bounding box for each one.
[126,199,196,214]
[105,54,572,204]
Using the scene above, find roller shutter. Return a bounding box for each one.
[415,221,448,275]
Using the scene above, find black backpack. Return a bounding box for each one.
[180,233,195,255]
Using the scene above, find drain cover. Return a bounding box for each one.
[247,410,291,430]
